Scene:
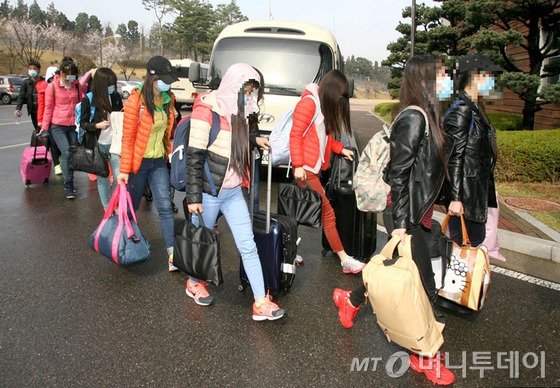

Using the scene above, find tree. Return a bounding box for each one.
[127,20,140,46]
[11,0,28,20]
[28,0,45,26]
[88,15,103,34]
[75,12,89,35]
[115,23,127,38]
[465,0,560,129]
[104,25,114,37]
[143,0,172,55]
[0,0,11,19]
[0,18,62,66]
[211,0,247,39]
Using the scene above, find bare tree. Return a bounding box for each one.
[1,18,60,66]
[142,0,170,55]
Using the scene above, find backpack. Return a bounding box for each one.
[268,94,319,166]
[353,105,429,212]
[75,92,95,144]
[169,111,220,192]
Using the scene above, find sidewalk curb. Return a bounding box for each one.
[431,211,560,263]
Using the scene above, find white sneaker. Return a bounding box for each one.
[54,164,62,175]
[295,255,304,265]
[168,255,179,272]
[341,257,365,274]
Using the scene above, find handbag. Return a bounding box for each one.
[439,214,491,311]
[69,132,110,177]
[329,147,358,195]
[88,182,151,266]
[173,200,222,286]
[277,180,322,228]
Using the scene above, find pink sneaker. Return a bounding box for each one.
[341,257,366,274]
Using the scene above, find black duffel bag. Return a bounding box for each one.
[69,132,110,177]
[277,180,321,228]
[328,147,358,195]
[173,200,222,286]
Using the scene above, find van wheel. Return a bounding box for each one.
[1,94,11,105]
[122,91,130,99]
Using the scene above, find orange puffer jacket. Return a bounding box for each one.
[120,89,175,174]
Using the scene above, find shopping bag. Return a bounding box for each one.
[440,214,491,311]
[363,235,444,357]
[277,180,321,228]
[173,200,222,286]
[88,182,151,265]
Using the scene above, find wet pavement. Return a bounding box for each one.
[1,104,559,387]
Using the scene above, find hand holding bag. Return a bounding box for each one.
[439,214,491,311]
[88,182,151,265]
[173,200,222,286]
[277,179,321,228]
[328,147,358,195]
[70,132,110,177]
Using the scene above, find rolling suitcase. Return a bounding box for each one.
[322,184,377,261]
[20,141,52,187]
[239,148,299,295]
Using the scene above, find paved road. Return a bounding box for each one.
[1,104,559,387]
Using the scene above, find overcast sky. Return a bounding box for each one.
[33,0,436,64]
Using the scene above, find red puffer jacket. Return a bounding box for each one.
[289,89,344,171]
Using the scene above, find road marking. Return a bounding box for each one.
[0,121,31,126]
[490,265,560,291]
[0,142,28,150]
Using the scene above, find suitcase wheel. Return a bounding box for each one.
[25,180,30,187]
[44,178,49,184]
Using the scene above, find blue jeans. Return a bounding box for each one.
[449,216,486,247]
[50,125,77,183]
[191,186,265,299]
[128,158,174,249]
[96,144,121,209]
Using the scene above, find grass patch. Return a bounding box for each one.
[497,182,560,233]
[528,211,560,233]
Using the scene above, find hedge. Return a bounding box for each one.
[374,102,398,122]
[486,112,523,131]
[495,129,560,183]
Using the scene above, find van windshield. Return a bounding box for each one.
[210,37,333,96]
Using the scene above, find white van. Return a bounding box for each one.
[189,20,350,133]
[169,59,209,105]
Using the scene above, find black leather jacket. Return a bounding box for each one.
[386,108,451,230]
[443,93,497,224]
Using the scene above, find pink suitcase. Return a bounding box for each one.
[20,145,52,186]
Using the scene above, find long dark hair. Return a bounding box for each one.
[230,76,261,180]
[142,73,170,122]
[91,67,117,119]
[399,55,446,163]
[60,56,78,76]
[318,69,352,138]
[456,70,499,156]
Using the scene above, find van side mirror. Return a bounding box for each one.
[348,78,355,98]
[189,62,201,83]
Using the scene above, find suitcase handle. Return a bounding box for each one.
[250,145,272,234]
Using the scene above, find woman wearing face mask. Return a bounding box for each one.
[117,56,178,271]
[184,63,285,321]
[443,55,500,247]
[41,56,92,199]
[79,67,123,209]
[37,66,63,175]
[332,56,456,386]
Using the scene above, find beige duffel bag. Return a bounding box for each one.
[363,235,445,357]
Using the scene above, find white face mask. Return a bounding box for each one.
[244,89,259,118]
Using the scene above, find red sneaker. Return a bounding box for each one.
[332,288,360,329]
[409,353,456,386]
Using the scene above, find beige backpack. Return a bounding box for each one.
[362,235,445,357]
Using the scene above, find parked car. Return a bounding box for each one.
[116,80,141,99]
[0,76,23,105]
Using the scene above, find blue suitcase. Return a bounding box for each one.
[239,148,298,295]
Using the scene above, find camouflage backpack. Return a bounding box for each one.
[353,106,429,212]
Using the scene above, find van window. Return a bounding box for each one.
[174,66,189,79]
[210,37,334,96]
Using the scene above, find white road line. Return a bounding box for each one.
[490,265,560,291]
[0,142,28,150]
[0,121,31,126]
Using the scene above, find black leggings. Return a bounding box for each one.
[448,216,486,247]
[350,223,436,306]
